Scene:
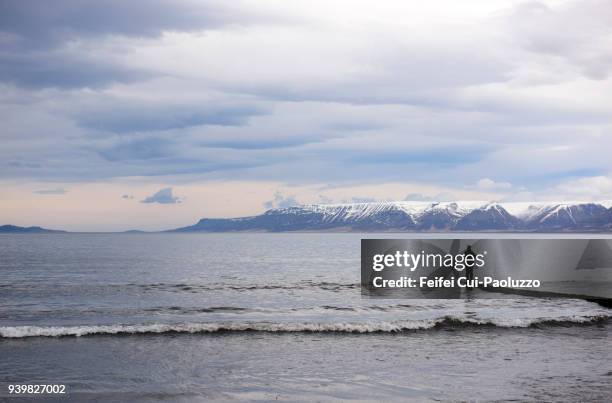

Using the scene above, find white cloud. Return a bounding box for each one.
[263,191,299,209]
[404,192,456,202]
[141,187,182,204]
[476,178,512,190]
[554,175,612,200]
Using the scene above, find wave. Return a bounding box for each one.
[0,281,359,293]
[1,315,609,338]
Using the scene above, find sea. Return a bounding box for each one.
[0,233,610,402]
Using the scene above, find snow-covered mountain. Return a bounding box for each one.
[172,201,612,232]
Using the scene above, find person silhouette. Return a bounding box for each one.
[464,245,476,287]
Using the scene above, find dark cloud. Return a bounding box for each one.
[141,187,181,204]
[0,0,273,89]
[0,52,154,89]
[8,161,42,169]
[92,133,274,176]
[99,137,175,161]
[0,0,251,47]
[345,146,490,167]
[76,103,265,133]
[202,137,324,150]
[84,140,268,178]
[33,188,67,195]
[122,194,134,199]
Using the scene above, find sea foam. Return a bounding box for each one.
[1,314,609,338]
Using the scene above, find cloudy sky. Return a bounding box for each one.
[1,0,611,231]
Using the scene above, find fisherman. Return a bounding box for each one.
[464,245,476,289]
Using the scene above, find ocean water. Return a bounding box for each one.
[0,233,610,401]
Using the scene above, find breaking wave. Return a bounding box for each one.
[2,315,609,338]
[0,281,360,294]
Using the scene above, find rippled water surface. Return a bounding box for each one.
[1,233,610,401]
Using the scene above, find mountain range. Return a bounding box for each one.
[172,201,612,232]
[0,225,66,233]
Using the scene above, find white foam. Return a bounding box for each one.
[1,314,608,338]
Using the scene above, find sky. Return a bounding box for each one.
[1,0,612,231]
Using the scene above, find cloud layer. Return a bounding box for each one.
[1,0,612,229]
